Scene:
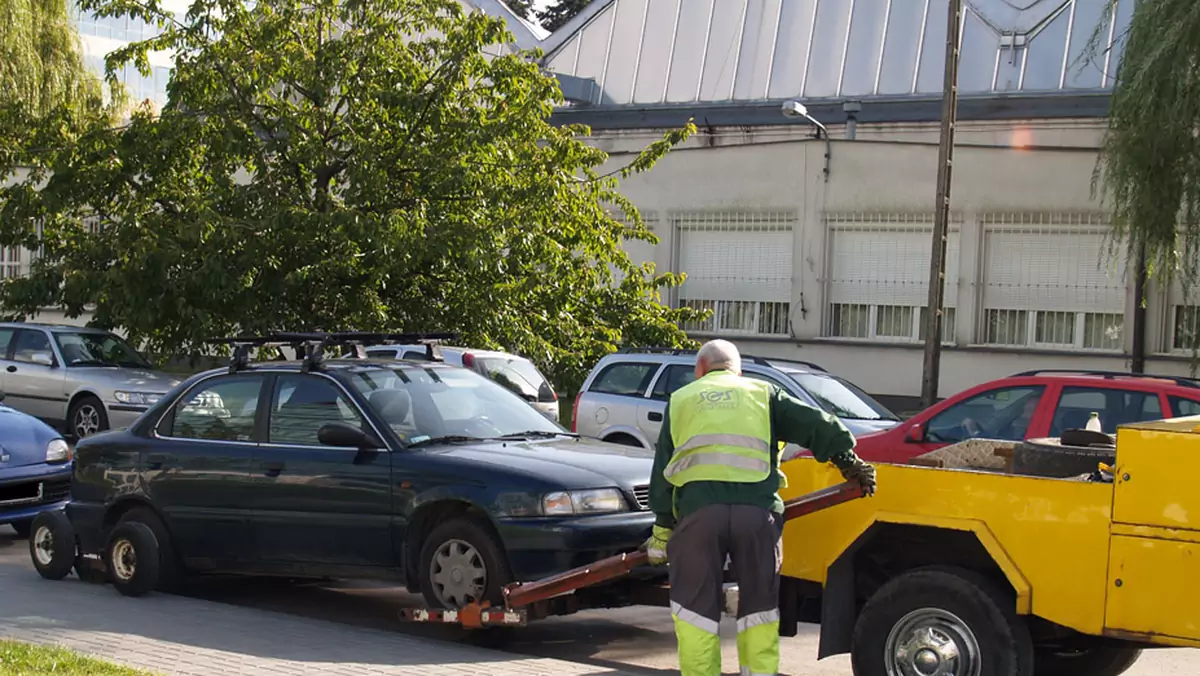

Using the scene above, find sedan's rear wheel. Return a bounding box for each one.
[418,518,512,609]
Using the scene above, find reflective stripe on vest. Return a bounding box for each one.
[665,371,773,486]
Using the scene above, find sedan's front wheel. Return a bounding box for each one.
[417,518,512,609]
[69,395,109,439]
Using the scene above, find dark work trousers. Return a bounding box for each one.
[666,503,785,676]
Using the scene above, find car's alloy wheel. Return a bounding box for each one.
[73,403,102,438]
[430,538,488,608]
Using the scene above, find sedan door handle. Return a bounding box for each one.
[5,366,14,373]
[648,411,663,422]
[261,461,285,474]
[146,453,166,469]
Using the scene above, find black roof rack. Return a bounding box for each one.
[1010,369,1200,389]
[207,332,457,373]
[616,347,825,372]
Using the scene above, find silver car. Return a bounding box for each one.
[355,344,561,423]
[572,348,901,455]
[0,323,181,439]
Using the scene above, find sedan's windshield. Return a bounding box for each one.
[53,332,152,369]
[346,365,563,443]
[789,372,900,421]
[476,356,555,403]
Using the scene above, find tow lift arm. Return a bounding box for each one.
[399,480,866,629]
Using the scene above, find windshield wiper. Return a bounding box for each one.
[405,435,482,448]
[495,430,579,440]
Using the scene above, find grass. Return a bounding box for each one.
[0,641,154,675]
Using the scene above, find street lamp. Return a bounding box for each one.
[781,99,831,181]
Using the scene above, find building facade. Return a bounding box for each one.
[532,0,1197,407]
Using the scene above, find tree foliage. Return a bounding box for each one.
[537,0,589,33]
[1093,0,1200,308]
[0,0,703,393]
[501,0,534,22]
[0,0,106,117]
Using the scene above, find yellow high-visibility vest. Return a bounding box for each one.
[665,370,774,486]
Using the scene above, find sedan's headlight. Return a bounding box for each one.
[46,438,71,464]
[114,391,163,406]
[542,488,628,516]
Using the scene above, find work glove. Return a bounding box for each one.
[640,525,672,566]
[840,458,877,497]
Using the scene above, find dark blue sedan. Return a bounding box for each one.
[0,398,72,539]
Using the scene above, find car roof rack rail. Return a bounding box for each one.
[616,346,824,372]
[1009,369,1200,389]
[207,331,458,373]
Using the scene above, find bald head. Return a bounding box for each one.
[695,339,742,378]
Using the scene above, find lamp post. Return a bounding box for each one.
[782,100,831,182]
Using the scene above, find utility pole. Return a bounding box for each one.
[1131,243,1148,374]
[920,0,963,409]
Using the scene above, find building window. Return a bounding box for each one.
[829,303,956,343]
[824,213,961,345]
[683,299,790,337]
[980,214,1126,351]
[0,247,21,279]
[983,309,1124,350]
[675,211,794,337]
[1172,305,1200,351]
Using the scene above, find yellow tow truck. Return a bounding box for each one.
[777,415,1200,675]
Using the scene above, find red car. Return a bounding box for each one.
[852,370,1200,465]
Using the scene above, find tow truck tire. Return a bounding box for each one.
[417,518,513,610]
[116,507,185,592]
[105,521,161,597]
[28,510,76,580]
[1012,437,1116,479]
[850,567,1034,676]
[1033,642,1142,676]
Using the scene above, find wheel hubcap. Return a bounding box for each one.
[885,608,980,676]
[33,526,55,566]
[111,540,136,581]
[430,539,486,608]
[75,406,100,437]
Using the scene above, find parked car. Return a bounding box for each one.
[0,397,72,539]
[853,369,1200,465]
[0,323,181,439]
[28,342,656,606]
[355,344,559,423]
[573,348,901,453]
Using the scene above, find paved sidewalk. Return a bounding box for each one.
[0,559,635,676]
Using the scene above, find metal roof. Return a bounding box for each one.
[537,0,1135,107]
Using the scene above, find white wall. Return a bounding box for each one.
[600,120,1196,403]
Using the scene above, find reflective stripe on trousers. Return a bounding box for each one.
[671,601,721,676]
[736,608,780,676]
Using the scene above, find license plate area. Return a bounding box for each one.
[0,481,43,506]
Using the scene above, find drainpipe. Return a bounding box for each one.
[843,101,862,140]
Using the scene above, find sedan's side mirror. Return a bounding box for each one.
[318,422,382,449]
[30,352,54,367]
[905,424,925,443]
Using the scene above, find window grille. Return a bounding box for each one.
[980,213,1126,351]
[675,211,795,338]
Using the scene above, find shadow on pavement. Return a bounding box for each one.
[1,528,673,674]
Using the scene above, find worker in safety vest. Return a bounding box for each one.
[643,339,876,676]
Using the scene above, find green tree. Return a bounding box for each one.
[537,0,589,33]
[0,0,104,117]
[0,0,703,393]
[1093,0,1200,349]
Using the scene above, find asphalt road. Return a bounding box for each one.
[2,525,1196,675]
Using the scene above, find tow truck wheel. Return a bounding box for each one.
[850,567,1034,676]
[105,521,161,597]
[28,511,76,580]
[1033,641,1142,676]
[417,518,512,610]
